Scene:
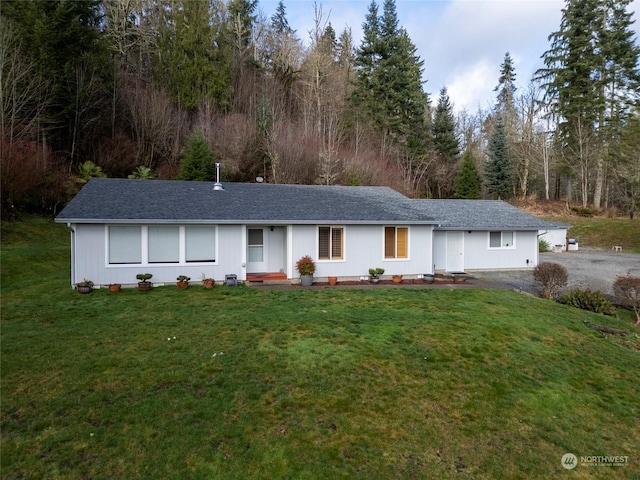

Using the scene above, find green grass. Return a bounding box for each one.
[2,218,640,479]
[548,216,640,253]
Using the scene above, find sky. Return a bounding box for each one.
[260,0,640,113]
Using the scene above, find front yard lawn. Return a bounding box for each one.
[2,218,639,479]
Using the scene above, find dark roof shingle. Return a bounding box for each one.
[414,199,569,230]
[55,178,436,224]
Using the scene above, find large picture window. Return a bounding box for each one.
[108,225,217,266]
[319,226,344,260]
[385,227,408,259]
[489,231,514,249]
[186,226,216,262]
[109,226,142,264]
[148,226,179,263]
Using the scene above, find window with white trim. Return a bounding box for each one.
[384,226,408,259]
[107,225,217,265]
[148,226,179,263]
[489,231,514,249]
[109,226,142,264]
[318,226,344,260]
[186,226,216,262]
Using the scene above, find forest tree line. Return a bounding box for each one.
[1,0,639,217]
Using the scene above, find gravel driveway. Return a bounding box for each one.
[472,248,640,296]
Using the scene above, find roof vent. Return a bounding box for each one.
[213,163,224,191]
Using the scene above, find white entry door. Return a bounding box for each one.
[446,231,464,272]
[247,228,267,272]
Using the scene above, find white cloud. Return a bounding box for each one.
[446,60,496,112]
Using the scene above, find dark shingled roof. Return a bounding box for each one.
[55,178,437,224]
[414,199,569,231]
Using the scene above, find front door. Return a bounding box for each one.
[247,228,267,272]
[446,231,464,272]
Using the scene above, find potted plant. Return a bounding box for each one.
[176,275,190,289]
[369,268,384,284]
[328,276,338,286]
[201,273,215,289]
[296,255,316,286]
[76,279,94,294]
[136,273,153,291]
[392,274,403,284]
[109,283,122,292]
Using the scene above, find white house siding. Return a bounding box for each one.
[433,230,539,271]
[289,224,434,280]
[538,228,568,251]
[71,222,435,286]
[71,223,245,287]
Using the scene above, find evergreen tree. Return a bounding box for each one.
[157,0,230,110]
[537,0,640,207]
[178,133,216,181]
[1,0,109,163]
[228,0,259,47]
[454,150,482,199]
[494,52,517,116]
[352,0,427,152]
[271,1,293,34]
[485,118,514,199]
[432,87,460,162]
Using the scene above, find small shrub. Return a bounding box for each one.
[533,262,568,299]
[570,206,598,217]
[295,255,316,276]
[613,275,640,325]
[559,289,616,316]
[538,238,551,253]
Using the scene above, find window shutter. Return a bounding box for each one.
[397,227,408,258]
[331,228,343,259]
[384,227,395,258]
[319,227,330,259]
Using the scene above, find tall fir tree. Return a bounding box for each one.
[537,0,640,207]
[432,87,460,162]
[485,118,514,199]
[454,150,482,199]
[494,52,518,137]
[157,0,230,111]
[271,1,293,34]
[352,0,427,153]
[178,133,216,181]
[494,52,517,116]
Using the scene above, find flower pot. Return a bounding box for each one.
[300,275,313,287]
[328,276,338,286]
[424,274,435,284]
[392,275,403,284]
[370,276,380,284]
[177,281,189,290]
[109,284,122,292]
[202,279,215,289]
[138,282,153,291]
[77,285,93,294]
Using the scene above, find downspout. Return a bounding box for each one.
[67,223,76,288]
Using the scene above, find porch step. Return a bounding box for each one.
[246,272,288,283]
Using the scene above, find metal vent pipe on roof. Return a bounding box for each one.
[213,163,224,191]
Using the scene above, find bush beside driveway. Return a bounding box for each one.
[472,248,640,296]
